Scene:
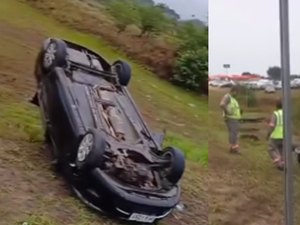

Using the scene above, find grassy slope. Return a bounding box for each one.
[0,0,207,224]
[208,88,300,225]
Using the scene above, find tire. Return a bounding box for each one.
[162,147,185,185]
[41,38,68,73]
[75,128,106,170]
[113,60,132,86]
[297,154,300,164]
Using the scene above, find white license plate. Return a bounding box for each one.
[295,147,300,154]
[129,213,156,223]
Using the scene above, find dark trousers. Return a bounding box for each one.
[268,139,283,161]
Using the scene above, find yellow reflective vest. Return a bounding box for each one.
[270,109,283,139]
[225,95,241,119]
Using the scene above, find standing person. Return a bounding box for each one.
[266,99,284,170]
[219,85,242,154]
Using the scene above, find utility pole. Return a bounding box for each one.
[279,0,294,224]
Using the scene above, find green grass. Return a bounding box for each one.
[0,0,207,165]
[17,215,58,225]
[0,87,42,142]
[164,132,208,166]
[208,89,286,225]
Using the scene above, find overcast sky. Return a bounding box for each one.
[153,0,208,22]
[209,0,300,76]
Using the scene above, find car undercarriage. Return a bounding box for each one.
[87,84,169,191]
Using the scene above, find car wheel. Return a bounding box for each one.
[75,128,106,170]
[297,153,300,164]
[162,147,185,185]
[113,60,132,86]
[41,38,68,73]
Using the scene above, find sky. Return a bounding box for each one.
[209,0,300,76]
[153,0,208,22]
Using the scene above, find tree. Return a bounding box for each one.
[155,3,180,21]
[176,22,208,50]
[108,1,140,33]
[137,5,171,36]
[172,48,208,94]
[267,66,281,80]
[242,72,251,75]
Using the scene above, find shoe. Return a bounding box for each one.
[29,93,39,106]
[230,147,241,154]
[277,163,284,171]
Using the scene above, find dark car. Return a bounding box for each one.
[31,38,186,224]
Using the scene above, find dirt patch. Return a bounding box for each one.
[0,21,46,98]
[0,139,77,225]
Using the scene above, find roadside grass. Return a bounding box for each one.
[208,88,300,225]
[208,90,283,225]
[0,93,207,165]
[17,215,58,225]
[164,132,208,166]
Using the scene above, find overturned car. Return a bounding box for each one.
[31,38,186,224]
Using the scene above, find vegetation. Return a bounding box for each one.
[107,1,140,33]
[173,22,208,93]
[105,0,208,93]
[267,66,281,80]
[172,48,208,92]
[23,0,207,94]
[138,5,173,36]
[235,85,258,108]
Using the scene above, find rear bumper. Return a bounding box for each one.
[76,168,181,222]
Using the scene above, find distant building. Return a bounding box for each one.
[209,74,262,81]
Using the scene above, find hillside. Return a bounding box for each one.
[180,19,206,28]
[22,0,207,94]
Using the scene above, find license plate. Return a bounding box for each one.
[129,213,156,223]
[295,147,300,154]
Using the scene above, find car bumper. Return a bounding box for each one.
[75,168,181,223]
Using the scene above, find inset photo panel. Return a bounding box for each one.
[209,0,300,225]
[0,0,208,225]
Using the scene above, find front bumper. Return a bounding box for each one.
[74,168,181,223]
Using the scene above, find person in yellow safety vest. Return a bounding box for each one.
[219,86,243,154]
[266,99,284,170]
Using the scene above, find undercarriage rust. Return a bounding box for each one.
[104,149,157,189]
[90,85,159,189]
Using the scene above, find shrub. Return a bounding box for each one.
[172,48,208,93]
[137,5,172,36]
[107,0,140,33]
[235,85,257,108]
